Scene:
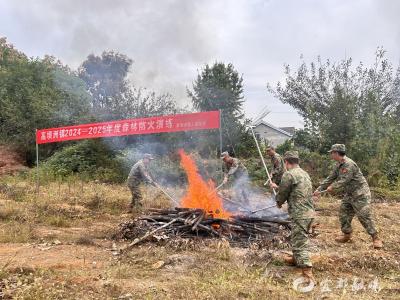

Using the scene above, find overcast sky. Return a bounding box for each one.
[1,0,399,127]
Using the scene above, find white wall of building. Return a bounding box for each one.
[253,123,292,147]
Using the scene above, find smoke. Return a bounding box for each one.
[228,172,287,218]
[2,0,220,106]
[2,1,400,128]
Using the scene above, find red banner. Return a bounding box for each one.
[36,111,220,144]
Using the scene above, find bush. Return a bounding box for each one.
[298,150,333,187]
[44,140,125,183]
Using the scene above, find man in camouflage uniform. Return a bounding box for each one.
[127,154,155,211]
[266,146,286,186]
[221,151,249,204]
[313,144,383,249]
[275,151,315,280]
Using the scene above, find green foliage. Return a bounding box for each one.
[188,62,252,156]
[292,128,320,151]
[44,140,125,183]
[375,126,400,187]
[269,48,400,187]
[298,150,333,187]
[275,139,293,155]
[244,157,268,185]
[0,38,91,163]
[78,51,179,122]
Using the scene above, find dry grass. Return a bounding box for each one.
[0,176,399,299]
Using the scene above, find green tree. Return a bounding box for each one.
[78,51,179,121]
[187,62,250,156]
[0,38,91,163]
[268,48,400,184]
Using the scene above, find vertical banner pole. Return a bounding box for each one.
[219,109,222,155]
[36,130,40,194]
[219,109,223,182]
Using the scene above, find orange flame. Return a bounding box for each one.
[179,149,231,219]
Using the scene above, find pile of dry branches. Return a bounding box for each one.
[117,208,290,249]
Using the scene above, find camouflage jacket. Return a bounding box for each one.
[317,156,370,199]
[270,153,285,184]
[223,158,247,180]
[276,166,315,220]
[127,160,153,186]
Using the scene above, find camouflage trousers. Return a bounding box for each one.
[128,182,142,207]
[291,218,314,268]
[339,195,377,236]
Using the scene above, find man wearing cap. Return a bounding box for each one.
[127,154,155,211]
[266,146,286,186]
[221,151,249,203]
[275,150,315,281]
[313,144,382,249]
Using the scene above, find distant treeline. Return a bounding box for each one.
[1,38,399,188]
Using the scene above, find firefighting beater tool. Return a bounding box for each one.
[153,182,180,206]
[250,204,277,214]
[206,181,225,197]
[217,192,251,213]
[248,125,276,196]
[250,189,329,214]
[215,182,225,191]
[248,108,277,196]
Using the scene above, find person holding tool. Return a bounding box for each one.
[274,151,315,281]
[221,151,250,204]
[266,146,286,186]
[127,153,156,211]
[313,144,382,249]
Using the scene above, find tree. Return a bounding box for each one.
[0,38,91,163]
[268,48,400,184]
[187,62,250,156]
[78,51,179,121]
[78,51,132,112]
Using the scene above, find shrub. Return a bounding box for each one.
[44,140,125,183]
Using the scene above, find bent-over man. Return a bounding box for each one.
[313,144,382,249]
[127,153,155,211]
[221,151,249,203]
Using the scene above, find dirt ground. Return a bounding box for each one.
[0,178,399,299]
[0,146,28,177]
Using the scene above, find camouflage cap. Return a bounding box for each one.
[220,151,229,159]
[143,153,154,160]
[283,150,299,160]
[328,144,346,153]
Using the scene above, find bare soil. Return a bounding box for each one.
[0,145,27,176]
[0,180,399,299]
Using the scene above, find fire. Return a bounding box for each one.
[178,149,231,219]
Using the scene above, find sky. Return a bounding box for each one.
[1,0,399,128]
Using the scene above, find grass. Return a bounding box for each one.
[0,222,36,243]
[0,175,399,299]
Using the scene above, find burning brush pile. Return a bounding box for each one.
[118,150,290,248]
